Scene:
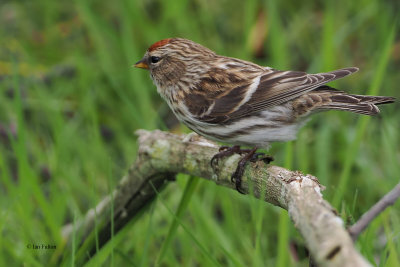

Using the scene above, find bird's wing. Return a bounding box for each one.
[188,67,358,124]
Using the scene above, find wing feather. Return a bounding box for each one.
[185,67,359,124]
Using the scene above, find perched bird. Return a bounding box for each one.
[135,38,395,193]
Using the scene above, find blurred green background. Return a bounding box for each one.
[0,0,399,266]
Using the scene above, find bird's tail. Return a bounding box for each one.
[315,87,395,115]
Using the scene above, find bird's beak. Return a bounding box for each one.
[134,58,149,69]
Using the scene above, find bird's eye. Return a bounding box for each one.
[150,56,161,63]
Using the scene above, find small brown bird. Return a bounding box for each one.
[135,38,395,193]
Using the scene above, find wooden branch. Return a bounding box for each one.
[63,130,372,267]
[348,182,400,241]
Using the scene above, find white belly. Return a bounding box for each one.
[173,104,303,148]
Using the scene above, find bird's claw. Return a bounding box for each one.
[210,155,219,169]
[218,146,230,152]
[250,152,274,164]
[210,145,241,169]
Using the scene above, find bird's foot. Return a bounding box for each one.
[210,145,251,169]
[232,150,274,194]
[230,147,259,194]
[211,146,274,194]
[249,152,274,164]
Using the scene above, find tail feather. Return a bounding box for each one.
[322,93,395,115]
[322,103,380,115]
[294,86,395,116]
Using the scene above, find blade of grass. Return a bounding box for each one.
[71,211,77,267]
[321,0,336,71]
[276,142,293,267]
[315,124,332,186]
[189,192,244,267]
[11,68,64,247]
[382,211,400,267]
[118,1,158,125]
[251,178,268,267]
[139,203,156,267]
[107,159,115,267]
[332,23,396,208]
[265,1,289,69]
[83,209,147,267]
[75,1,146,128]
[265,1,292,265]
[156,176,199,264]
[150,180,222,267]
[115,249,137,267]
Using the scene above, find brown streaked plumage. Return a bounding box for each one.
[135,38,395,193]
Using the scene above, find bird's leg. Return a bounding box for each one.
[231,147,258,194]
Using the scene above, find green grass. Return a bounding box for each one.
[0,0,399,266]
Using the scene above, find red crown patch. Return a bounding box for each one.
[148,38,173,52]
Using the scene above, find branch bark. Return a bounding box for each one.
[63,130,372,267]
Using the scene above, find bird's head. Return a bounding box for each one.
[134,38,215,89]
